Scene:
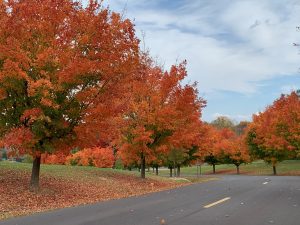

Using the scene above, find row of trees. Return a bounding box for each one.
[203,90,300,176]
[202,124,250,175]
[0,0,208,190]
[0,0,298,191]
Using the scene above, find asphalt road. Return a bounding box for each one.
[1,176,299,225]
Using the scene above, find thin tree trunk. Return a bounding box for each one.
[272,165,277,175]
[213,164,216,174]
[177,165,181,177]
[141,155,146,179]
[169,167,173,177]
[173,162,176,177]
[147,167,150,172]
[155,165,158,176]
[152,167,155,173]
[30,155,41,192]
[236,165,240,175]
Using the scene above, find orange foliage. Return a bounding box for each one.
[200,125,250,168]
[66,147,115,168]
[0,0,139,158]
[42,153,67,165]
[249,91,300,162]
[119,55,206,171]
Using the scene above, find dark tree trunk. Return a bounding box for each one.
[236,165,240,175]
[177,165,181,177]
[155,165,159,176]
[173,162,177,177]
[152,167,155,173]
[141,155,146,179]
[273,165,277,175]
[147,167,150,172]
[212,164,216,174]
[169,167,173,177]
[30,155,41,192]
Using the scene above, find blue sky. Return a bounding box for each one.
[89,0,300,122]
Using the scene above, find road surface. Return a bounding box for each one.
[1,176,299,225]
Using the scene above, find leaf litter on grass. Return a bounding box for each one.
[0,165,190,220]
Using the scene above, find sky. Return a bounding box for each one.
[89,0,300,123]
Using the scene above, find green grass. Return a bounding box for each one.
[0,161,143,181]
[2,159,298,180]
[151,160,300,176]
[0,161,212,183]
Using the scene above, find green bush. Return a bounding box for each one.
[114,158,124,169]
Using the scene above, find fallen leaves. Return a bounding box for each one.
[0,163,187,220]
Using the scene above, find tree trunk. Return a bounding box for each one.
[140,155,146,179]
[236,165,240,175]
[212,164,216,174]
[272,165,277,175]
[152,167,155,173]
[147,167,150,172]
[177,165,181,177]
[155,165,159,176]
[30,155,41,192]
[169,167,173,177]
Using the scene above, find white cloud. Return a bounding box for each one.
[103,0,300,95]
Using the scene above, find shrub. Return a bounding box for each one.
[42,153,67,165]
[66,147,115,168]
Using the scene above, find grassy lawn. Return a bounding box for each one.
[151,160,300,176]
[0,161,213,220]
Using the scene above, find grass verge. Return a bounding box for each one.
[153,160,300,177]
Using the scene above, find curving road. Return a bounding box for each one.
[1,176,300,225]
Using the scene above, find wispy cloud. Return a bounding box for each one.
[104,0,300,95]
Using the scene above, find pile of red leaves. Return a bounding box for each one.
[0,165,187,220]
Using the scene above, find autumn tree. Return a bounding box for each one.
[222,135,250,174]
[247,92,300,175]
[119,55,205,178]
[211,116,235,130]
[201,125,223,174]
[0,0,139,190]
